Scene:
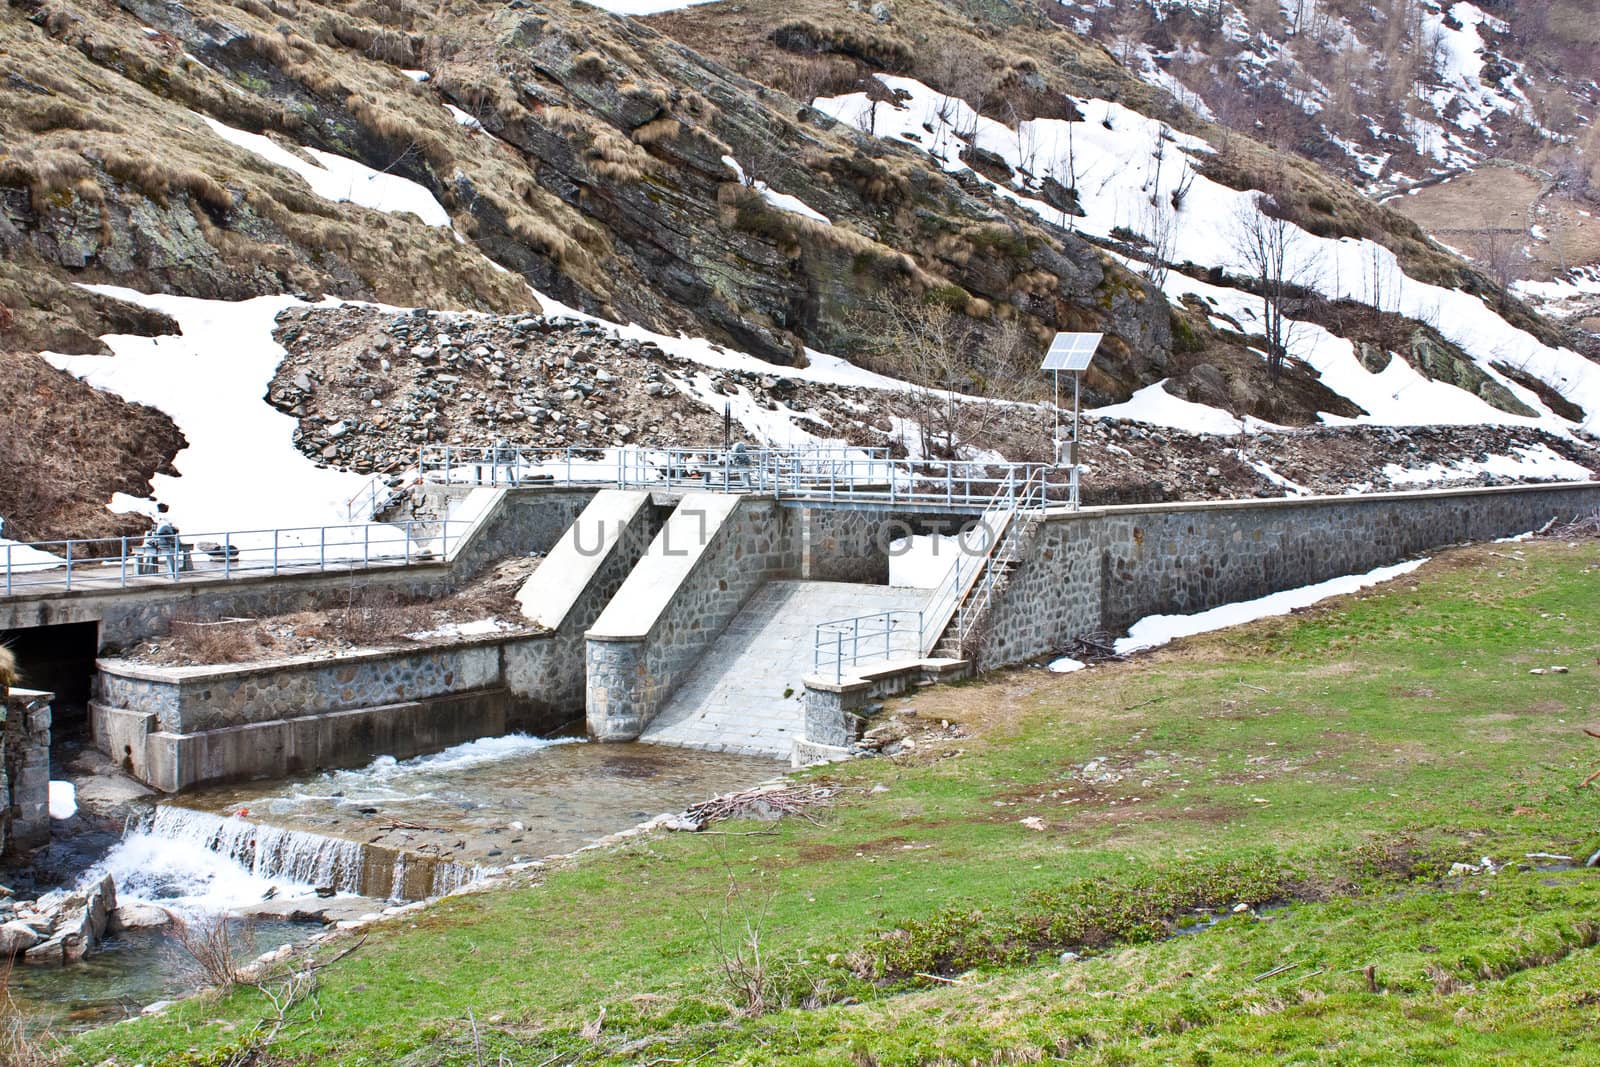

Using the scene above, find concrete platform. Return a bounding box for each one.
[639,580,930,758]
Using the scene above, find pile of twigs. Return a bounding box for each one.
[1059,630,1125,663]
[1550,510,1600,539]
[683,784,835,828]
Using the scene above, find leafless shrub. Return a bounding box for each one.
[172,912,251,989]
[170,616,261,664]
[700,869,777,1016]
[0,960,51,1067]
[333,588,433,645]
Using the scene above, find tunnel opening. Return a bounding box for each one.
[1,621,100,742]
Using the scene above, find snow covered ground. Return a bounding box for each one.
[1114,558,1428,655]
[814,76,1600,437]
[200,115,452,227]
[44,288,375,534]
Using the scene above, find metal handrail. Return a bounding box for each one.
[420,443,1073,512]
[1,520,465,597]
[808,466,1052,682]
[813,609,925,684]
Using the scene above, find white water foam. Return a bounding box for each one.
[266,733,581,809]
[91,809,324,917]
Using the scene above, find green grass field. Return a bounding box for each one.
[65,537,1600,1066]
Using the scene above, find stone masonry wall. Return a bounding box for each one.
[505,498,666,711]
[97,642,505,734]
[2,689,52,854]
[587,497,799,739]
[977,482,1600,670]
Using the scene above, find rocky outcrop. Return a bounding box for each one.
[16,873,116,965]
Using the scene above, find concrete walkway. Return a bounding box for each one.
[639,580,931,758]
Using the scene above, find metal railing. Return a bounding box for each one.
[418,445,891,492]
[813,610,926,683]
[1,521,467,596]
[419,443,1076,512]
[345,473,418,522]
[809,466,1052,681]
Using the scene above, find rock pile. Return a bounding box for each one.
[0,873,169,965]
[270,306,1600,501]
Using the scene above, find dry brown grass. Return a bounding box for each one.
[170,617,262,664]
[0,349,185,542]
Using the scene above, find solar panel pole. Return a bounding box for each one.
[1072,369,1081,510]
[1052,368,1061,466]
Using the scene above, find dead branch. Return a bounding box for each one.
[681,784,835,829]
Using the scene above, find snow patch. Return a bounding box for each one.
[1115,559,1428,654]
[49,781,77,820]
[200,115,451,226]
[45,287,373,531]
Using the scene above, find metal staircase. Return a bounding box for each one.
[926,467,1047,661]
[933,507,1044,659]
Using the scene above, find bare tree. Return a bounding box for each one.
[853,297,1032,458]
[1232,199,1317,381]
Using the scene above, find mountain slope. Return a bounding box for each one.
[3,0,1598,539]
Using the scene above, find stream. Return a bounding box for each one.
[9,736,782,1034]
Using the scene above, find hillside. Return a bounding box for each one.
[2,0,1598,540]
[1033,0,1600,330]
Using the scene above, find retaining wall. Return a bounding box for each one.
[93,632,575,791]
[977,482,1600,670]
[1,688,52,854]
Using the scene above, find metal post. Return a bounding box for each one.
[64,539,73,591]
[884,615,891,660]
[1053,369,1061,466]
[119,536,128,588]
[272,529,279,576]
[1072,370,1082,511]
[405,521,413,565]
[224,532,232,579]
[320,526,327,571]
[4,542,10,597]
[363,523,369,569]
[834,630,843,684]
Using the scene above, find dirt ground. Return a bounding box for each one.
[1390,166,1600,286]
[122,555,541,666]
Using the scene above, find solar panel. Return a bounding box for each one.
[1041,332,1103,372]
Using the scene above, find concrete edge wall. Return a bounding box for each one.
[2,688,52,855]
[586,496,799,741]
[92,633,582,791]
[132,687,549,793]
[976,481,1600,671]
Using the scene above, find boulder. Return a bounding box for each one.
[0,921,40,957]
[109,902,171,932]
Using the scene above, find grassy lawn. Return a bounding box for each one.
[66,538,1600,1065]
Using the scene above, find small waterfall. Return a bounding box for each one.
[144,807,369,894]
[107,805,483,907]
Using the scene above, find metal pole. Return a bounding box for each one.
[65,539,73,591]
[224,532,231,579]
[1053,369,1061,465]
[363,524,369,569]
[272,529,279,576]
[834,631,843,684]
[5,542,10,596]
[120,536,127,588]
[1073,371,1082,511]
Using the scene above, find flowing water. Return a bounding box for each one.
[12,735,781,1033]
